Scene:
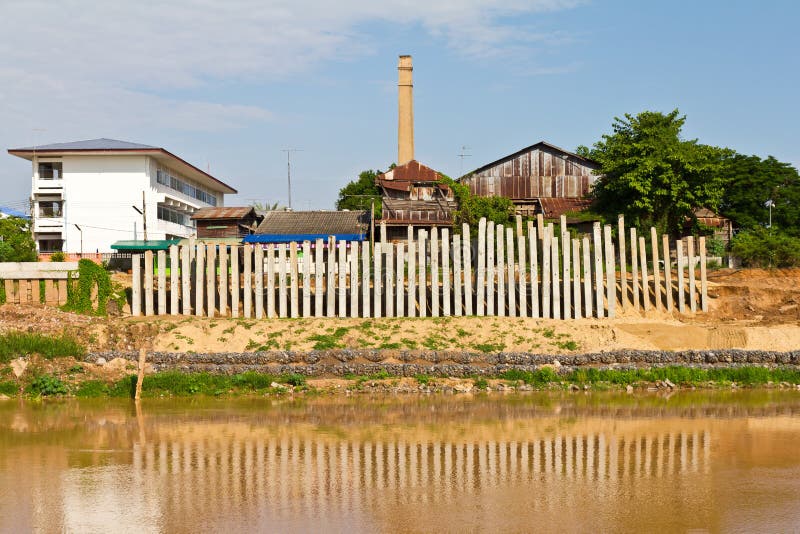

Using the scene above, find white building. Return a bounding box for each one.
[7,138,237,254]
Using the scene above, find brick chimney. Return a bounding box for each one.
[397,55,414,165]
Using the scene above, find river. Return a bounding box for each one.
[2,391,800,532]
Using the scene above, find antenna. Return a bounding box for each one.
[281,148,303,210]
[457,145,472,177]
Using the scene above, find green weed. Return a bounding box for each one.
[27,374,68,396]
[0,332,85,363]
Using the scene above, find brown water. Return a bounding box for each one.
[2,392,800,533]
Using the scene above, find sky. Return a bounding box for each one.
[1,0,798,213]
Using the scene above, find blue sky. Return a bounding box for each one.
[1,0,798,212]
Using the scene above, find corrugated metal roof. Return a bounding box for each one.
[9,138,157,151]
[254,210,368,236]
[110,239,180,251]
[191,207,256,220]
[538,198,593,219]
[378,160,442,183]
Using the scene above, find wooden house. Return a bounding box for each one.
[191,206,260,239]
[376,160,456,240]
[460,141,600,220]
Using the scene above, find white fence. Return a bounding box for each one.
[130,215,708,319]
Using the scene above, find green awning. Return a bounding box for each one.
[111,239,180,251]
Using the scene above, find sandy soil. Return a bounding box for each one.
[1,268,799,356]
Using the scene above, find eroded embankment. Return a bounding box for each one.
[87,349,800,377]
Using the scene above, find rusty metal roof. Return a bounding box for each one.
[465,141,600,178]
[254,210,368,235]
[191,207,257,220]
[538,198,593,219]
[378,160,442,183]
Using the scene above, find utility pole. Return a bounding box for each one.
[74,224,83,258]
[132,191,147,242]
[457,145,472,177]
[281,148,303,210]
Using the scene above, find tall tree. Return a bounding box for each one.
[718,154,800,235]
[0,216,37,262]
[588,109,729,235]
[336,170,382,217]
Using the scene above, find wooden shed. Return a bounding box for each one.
[191,207,260,239]
[460,141,600,219]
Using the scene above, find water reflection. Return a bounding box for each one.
[2,392,800,532]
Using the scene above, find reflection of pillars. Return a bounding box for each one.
[487,441,496,486]
[256,439,265,514]
[453,443,462,496]
[543,438,552,477]
[692,431,699,473]
[478,441,486,489]
[680,432,688,474]
[432,442,441,497]
[635,436,643,479]
[159,441,168,476]
[409,442,418,489]
[598,434,606,480]
[575,436,583,479]
[520,442,529,481]
[398,441,407,493]
[422,442,431,501]
[565,436,573,479]
[666,433,675,476]
[444,442,453,499]
[376,442,384,494]
[609,435,618,482]
[533,439,540,476]
[302,440,312,516]
[498,441,506,485]
[509,441,518,484]
[466,443,475,491]
[586,435,594,480]
[703,431,711,474]
[364,442,372,492]
[644,435,652,478]
[315,441,325,519]
[621,436,629,479]
[387,441,396,491]
[655,434,663,478]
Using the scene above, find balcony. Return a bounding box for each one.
[33,177,64,194]
[34,217,65,233]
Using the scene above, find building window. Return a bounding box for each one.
[38,239,64,252]
[38,201,63,218]
[38,162,62,180]
[158,205,187,225]
[156,168,217,206]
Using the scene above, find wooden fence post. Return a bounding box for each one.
[430,228,439,317]
[385,240,394,317]
[592,222,603,319]
[278,243,288,317]
[496,224,505,317]
[230,245,239,318]
[604,225,616,318]
[169,245,179,315]
[476,218,486,316]
[676,238,686,313]
[506,227,516,317]
[315,239,324,317]
[303,241,311,317]
[339,240,347,318]
[374,242,383,318]
[662,235,673,312]
[639,236,649,311]
[651,227,662,311]
[206,244,216,318]
[396,243,406,317]
[157,250,166,315]
[462,224,473,316]
[416,232,425,317]
[561,215,571,319]
[630,228,639,311]
[194,245,204,317]
[453,233,462,316]
[350,242,359,318]
[618,215,627,309]
[582,236,592,318]
[326,237,336,318]
[699,236,708,313]
[541,225,551,319]
[551,226,560,320]
[255,245,265,319]
[144,250,154,316]
[517,230,527,318]
[688,236,697,313]
[132,253,141,316]
[528,222,539,318]
[362,241,371,318]
[572,239,581,319]
[181,246,191,315]
[243,244,252,318]
[407,235,416,317]
[441,228,450,317]
[486,221,495,316]
[290,242,299,318]
[218,245,228,317]
[266,244,275,318]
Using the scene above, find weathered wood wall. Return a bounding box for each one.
[130,217,709,319]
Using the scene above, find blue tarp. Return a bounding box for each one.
[243,233,366,244]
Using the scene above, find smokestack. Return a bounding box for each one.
[397,55,414,165]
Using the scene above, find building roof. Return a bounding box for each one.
[253,210,368,236]
[8,138,238,194]
[538,198,594,220]
[377,160,443,183]
[191,206,257,220]
[464,141,600,178]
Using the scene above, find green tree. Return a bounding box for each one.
[718,154,800,235]
[0,216,37,262]
[587,109,730,235]
[336,169,382,217]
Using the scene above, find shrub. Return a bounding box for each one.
[284,373,306,387]
[62,259,126,315]
[50,251,66,262]
[74,380,109,398]
[0,381,18,395]
[730,228,800,268]
[27,374,68,396]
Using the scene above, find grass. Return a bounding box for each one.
[472,342,506,353]
[0,380,18,395]
[308,327,349,350]
[0,332,86,363]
